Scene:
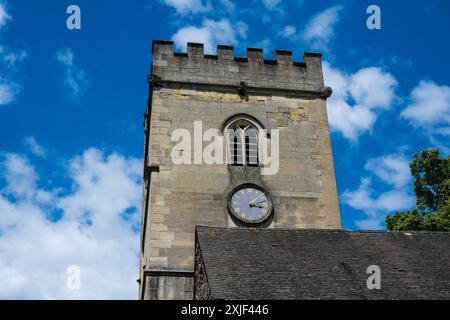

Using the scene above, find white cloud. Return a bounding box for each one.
[388,55,413,68]
[0,46,28,106]
[172,26,212,51]
[0,6,27,107]
[220,0,234,11]
[236,21,248,39]
[0,77,19,105]
[326,99,376,140]
[0,46,27,70]
[342,154,415,230]
[302,5,342,50]
[343,178,413,213]
[279,25,296,38]
[160,0,211,15]
[3,51,27,70]
[262,0,282,9]
[55,48,89,101]
[251,38,272,52]
[401,80,450,131]
[23,137,47,158]
[172,19,246,53]
[1,153,38,200]
[56,48,74,66]
[323,62,398,140]
[349,68,398,109]
[343,180,414,230]
[0,1,11,29]
[364,154,411,189]
[0,148,142,299]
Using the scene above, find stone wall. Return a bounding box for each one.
[143,271,194,300]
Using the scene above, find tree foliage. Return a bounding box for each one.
[385,149,450,231]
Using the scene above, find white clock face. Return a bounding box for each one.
[229,185,273,224]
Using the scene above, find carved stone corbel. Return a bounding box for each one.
[320,86,333,99]
[237,81,248,98]
[147,73,161,90]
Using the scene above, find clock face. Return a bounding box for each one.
[228,184,273,225]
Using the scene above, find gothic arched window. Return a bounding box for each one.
[224,115,263,167]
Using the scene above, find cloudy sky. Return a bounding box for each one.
[0,0,449,299]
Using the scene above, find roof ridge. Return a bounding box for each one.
[195,225,450,235]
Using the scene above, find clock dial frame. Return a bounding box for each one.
[227,183,274,226]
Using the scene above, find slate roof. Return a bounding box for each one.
[194,226,450,300]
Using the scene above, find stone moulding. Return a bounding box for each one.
[151,78,333,100]
[144,269,194,277]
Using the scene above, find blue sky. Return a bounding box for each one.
[0,0,449,298]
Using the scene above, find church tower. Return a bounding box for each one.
[139,40,341,300]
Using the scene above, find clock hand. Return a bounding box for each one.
[253,200,267,205]
[249,193,265,205]
[250,201,267,208]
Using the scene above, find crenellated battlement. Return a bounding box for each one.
[150,40,327,94]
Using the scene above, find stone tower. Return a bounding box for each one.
[139,40,341,300]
